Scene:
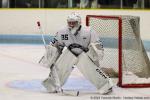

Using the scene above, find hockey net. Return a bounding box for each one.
[86,15,150,88]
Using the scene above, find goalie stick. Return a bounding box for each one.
[37,21,48,64]
[37,21,47,49]
[36,21,79,96]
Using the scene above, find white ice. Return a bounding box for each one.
[0,45,150,100]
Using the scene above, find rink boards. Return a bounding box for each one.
[0,34,150,52]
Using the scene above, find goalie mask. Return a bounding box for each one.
[67,12,81,35]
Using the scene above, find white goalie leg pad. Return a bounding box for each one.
[55,48,78,86]
[98,78,113,94]
[43,48,78,92]
[39,44,59,68]
[77,52,113,94]
[42,64,63,93]
[42,74,58,93]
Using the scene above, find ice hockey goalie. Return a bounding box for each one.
[39,12,113,95]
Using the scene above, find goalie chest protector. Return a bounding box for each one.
[55,26,91,48]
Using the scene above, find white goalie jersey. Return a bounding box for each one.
[54,25,104,58]
[40,25,104,68]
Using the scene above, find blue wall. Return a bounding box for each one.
[0,34,150,52]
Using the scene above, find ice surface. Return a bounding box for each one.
[0,45,150,100]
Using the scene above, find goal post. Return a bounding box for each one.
[86,15,150,88]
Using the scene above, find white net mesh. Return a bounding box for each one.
[86,15,150,87]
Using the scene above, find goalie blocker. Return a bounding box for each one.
[41,42,113,94]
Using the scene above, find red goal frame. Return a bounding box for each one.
[86,15,150,88]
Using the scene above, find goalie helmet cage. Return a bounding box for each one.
[86,15,150,88]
